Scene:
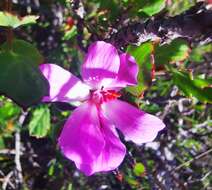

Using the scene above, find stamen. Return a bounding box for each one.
[102,90,121,102]
[90,89,121,105]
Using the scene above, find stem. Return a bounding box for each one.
[5,0,13,49]
[172,148,212,172]
[5,0,12,12]
[14,129,23,189]
[7,29,13,48]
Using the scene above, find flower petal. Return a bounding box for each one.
[58,102,105,166]
[81,41,120,88]
[40,64,90,103]
[75,114,126,176]
[109,53,138,88]
[102,100,165,144]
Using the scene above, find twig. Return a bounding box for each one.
[6,0,12,12]
[2,171,15,190]
[108,2,212,48]
[172,148,212,172]
[0,149,18,155]
[13,112,27,189]
[14,130,23,189]
[5,0,13,48]
[161,100,177,120]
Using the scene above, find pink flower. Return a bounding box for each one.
[40,41,165,176]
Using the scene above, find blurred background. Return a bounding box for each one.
[0,0,211,189]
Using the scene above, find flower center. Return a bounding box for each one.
[90,89,121,105]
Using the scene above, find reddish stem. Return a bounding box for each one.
[5,0,13,49]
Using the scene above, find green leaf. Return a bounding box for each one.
[125,176,139,187]
[192,76,212,88]
[48,159,56,176]
[98,0,120,19]
[1,39,43,63]
[167,0,196,16]
[190,43,212,63]
[0,137,5,149]
[0,101,20,121]
[0,40,49,108]
[67,184,73,190]
[0,11,38,28]
[155,39,190,66]
[133,162,145,176]
[172,70,212,103]
[138,0,166,16]
[29,105,51,138]
[126,41,154,96]
[63,26,77,40]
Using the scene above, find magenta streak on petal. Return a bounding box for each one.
[81,41,120,88]
[102,99,165,144]
[117,53,139,86]
[39,64,90,103]
[107,53,139,89]
[58,102,105,166]
[75,112,126,176]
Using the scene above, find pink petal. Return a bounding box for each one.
[81,41,120,88]
[110,53,138,88]
[40,64,90,103]
[75,114,126,176]
[102,100,165,144]
[58,102,105,166]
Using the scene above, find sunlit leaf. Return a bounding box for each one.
[0,40,49,108]
[189,43,212,63]
[126,41,154,96]
[48,159,56,176]
[0,101,20,120]
[29,105,51,138]
[133,162,145,176]
[0,137,5,149]
[138,0,166,16]
[0,11,38,28]
[172,70,212,103]
[125,176,139,187]
[63,26,77,40]
[155,39,190,66]
[167,0,196,16]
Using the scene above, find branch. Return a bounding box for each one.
[108,3,212,48]
[2,171,14,190]
[0,149,18,155]
[14,130,23,189]
[172,148,212,172]
[13,112,27,189]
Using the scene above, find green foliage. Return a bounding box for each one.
[190,43,212,63]
[133,162,145,176]
[167,0,196,16]
[28,105,51,138]
[0,11,38,28]
[155,39,190,66]
[181,138,201,151]
[138,0,166,16]
[126,42,154,95]
[0,40,49,108]
[63,26,77,40]
[172,70,212,103]
[97,0,120,18]
[0,100,20,122]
